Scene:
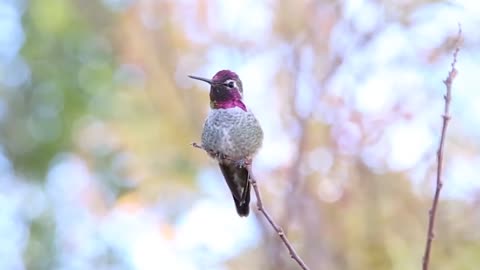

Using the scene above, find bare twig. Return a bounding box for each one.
[192,142,311,270]
[246,165,311,270]
[422,25,462,270]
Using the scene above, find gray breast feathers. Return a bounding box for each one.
[201,108,263,160]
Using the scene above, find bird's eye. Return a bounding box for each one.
[227,81,235,88]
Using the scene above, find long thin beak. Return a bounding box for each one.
[188,75,212,84]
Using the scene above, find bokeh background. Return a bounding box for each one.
[0,0,479,269]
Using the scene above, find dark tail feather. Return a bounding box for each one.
[233,180,250,217]
[219,163,251,217]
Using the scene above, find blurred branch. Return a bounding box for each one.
[282,44,344,225]
[282,49,308,229]
[192,142,311,270]
[422,25,462,270]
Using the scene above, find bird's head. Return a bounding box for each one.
[189,70,246,111]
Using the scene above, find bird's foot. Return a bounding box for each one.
[207,150,231,162]
[202,148,221,159]
[235,158,252,168]
[216,152,229,161]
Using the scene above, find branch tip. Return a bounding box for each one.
[422,24,461,270]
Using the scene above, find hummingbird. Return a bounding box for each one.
[189,70,263,217]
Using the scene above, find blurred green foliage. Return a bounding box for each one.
[3,0,113,178]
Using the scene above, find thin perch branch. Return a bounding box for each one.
[192,142,311,270]
[246,165,311,270]
[422,25,461,270]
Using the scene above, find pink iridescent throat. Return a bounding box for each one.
[214,100,247,111]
